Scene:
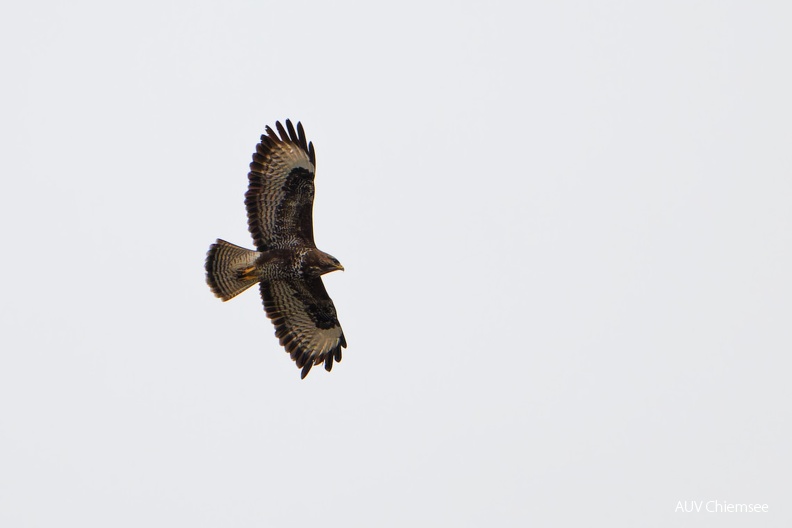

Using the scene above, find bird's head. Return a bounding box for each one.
[302,249,344,277]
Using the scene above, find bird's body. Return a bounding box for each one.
[205,120,346,378]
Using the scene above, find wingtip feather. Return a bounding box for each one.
[275,121,289,142]
[285,119,298,144]
[296,122,307,150]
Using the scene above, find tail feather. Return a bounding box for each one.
[205,239,261,301]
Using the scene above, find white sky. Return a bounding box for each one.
[2,1,791,526]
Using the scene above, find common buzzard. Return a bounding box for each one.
[205,120,346,379]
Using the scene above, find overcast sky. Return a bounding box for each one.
[2,1,790,526]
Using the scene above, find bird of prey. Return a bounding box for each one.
[205,120,346,379]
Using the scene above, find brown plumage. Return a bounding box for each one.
[205,120,346,379]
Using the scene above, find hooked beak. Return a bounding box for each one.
[336,263,345,272]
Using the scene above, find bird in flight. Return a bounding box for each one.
[205,120,346,379]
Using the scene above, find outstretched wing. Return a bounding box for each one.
[260,278,347,379]
[245,120,317,251]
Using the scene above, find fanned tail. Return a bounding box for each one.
[205,239,261,301]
